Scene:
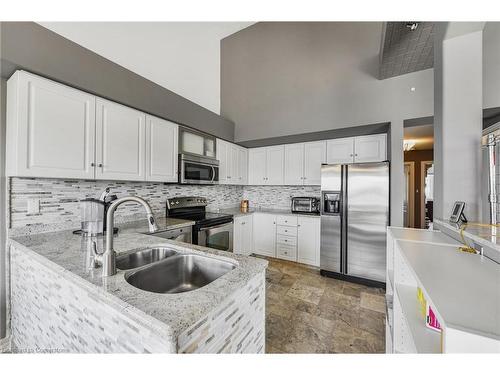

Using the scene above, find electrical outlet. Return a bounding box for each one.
[27,198,40,215]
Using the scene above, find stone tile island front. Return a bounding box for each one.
[7,223,267,353]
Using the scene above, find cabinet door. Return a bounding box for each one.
[7,71,96,179]
[96,98,146,181]
[216,139,230,184]
[238,147,248,185]
[248,148,267,185]
[266,145,285,185]
[233,217,244,255]
[297,216,320,266]
[354,134,387,163]
[229,144,240,184]
[252,213,276,257]
[303,141,326,185]
[242,217,253,255]
[145,115,178,182]
[326,138,354,164]
[284,143,305,185]
[234,215,254,255]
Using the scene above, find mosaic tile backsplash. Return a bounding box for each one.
[243,185,321,210]
[8,177,320,233]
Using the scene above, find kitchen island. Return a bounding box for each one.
[7,222,267,353]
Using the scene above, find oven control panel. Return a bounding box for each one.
[167,196,207,209]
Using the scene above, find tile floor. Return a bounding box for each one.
[262,257,386,353]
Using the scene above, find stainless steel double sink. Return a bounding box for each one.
[116,247,236,294]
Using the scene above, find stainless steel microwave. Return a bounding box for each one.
[179,154,219,185]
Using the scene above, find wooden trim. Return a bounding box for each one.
[420,161,433,229]
[404,162,415,228]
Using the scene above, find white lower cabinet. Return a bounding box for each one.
[276,215,298,261]
[297,216,321,266]
[233,216,253,255]
[245,212,320,267]
[252,213,276,257]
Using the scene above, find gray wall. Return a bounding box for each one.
[434,25,483,222]
[1,77,6,339]
[483,22,500,109]
[221,22,434,143]
[0,22,235,141]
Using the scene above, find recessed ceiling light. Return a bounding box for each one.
[410,87,416,92]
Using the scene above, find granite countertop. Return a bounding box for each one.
[118,217,195,234]
[8,223,268,345]
[216,206,320,218]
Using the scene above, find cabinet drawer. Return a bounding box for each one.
[276,234,297,246]
[277,243,297,261]
[277,225,297,237]
[276,215,297,227]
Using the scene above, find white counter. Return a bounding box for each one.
[386,227,500,353]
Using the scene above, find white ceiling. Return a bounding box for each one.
[38,22,254,114]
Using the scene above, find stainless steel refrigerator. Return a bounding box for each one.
[320,162,389,287]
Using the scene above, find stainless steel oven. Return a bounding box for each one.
[179,154,219,185]
[196,221,233,252]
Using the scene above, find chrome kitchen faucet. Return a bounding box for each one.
[93,196,159,277]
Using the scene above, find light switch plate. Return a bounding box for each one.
[27,198,40,215]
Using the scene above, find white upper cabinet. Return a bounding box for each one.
[6,71,96,179]
[284,143,305,185]
[327,134,387,164]
[265,146,285,185]
[229,145,240,184]
[238,147,248,185]
[326,137,355,164]
[95,98,146,181]
[303,141,326,185]
[354,134,387,163]
[217,138,248,185]
[284,141,326,186]
[145,115,178,182]
[297,216,320,266]
[248,147,267,184]
[216,138,230,183]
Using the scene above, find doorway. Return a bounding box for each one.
[403,122,434,228]
[421,162,434,229]
[403,162,415,228]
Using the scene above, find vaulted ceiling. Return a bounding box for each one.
[379,22,435,80]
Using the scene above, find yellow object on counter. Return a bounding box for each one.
[417,287,427,319]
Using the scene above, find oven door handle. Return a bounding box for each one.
[197,221,232,231]
[211,166,216,182]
